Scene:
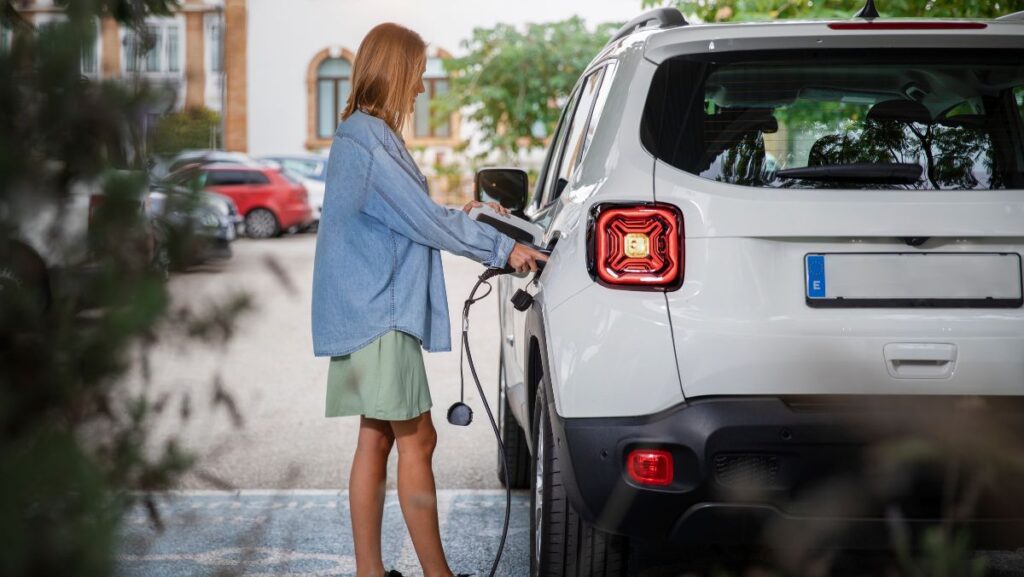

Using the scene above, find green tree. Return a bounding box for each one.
[436,17,620,161]
[640,0,1024,22]
[1,1,251,575]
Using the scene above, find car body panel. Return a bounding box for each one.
[200,165,313,231]
[499,39,687,423]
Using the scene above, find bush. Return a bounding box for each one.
[151,107,221,156]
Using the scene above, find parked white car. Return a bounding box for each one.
[258,155,328,224]
[479,8,1024,575]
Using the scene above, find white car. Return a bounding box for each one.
[258,155,328,224]
[479,7,1024,575]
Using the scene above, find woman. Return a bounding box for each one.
[311,22,548,577]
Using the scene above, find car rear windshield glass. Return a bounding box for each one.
[641,50,1024,190]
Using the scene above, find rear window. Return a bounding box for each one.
[641,50,1024,190]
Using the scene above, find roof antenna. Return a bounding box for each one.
[854,0,880,18]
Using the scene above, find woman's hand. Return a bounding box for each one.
[462,199,509,217]
[508,243,548,274]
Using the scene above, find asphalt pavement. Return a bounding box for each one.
[117,490,528,577]
[131,233,508,491]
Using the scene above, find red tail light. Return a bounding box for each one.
[88,194,105,230]
[590,203,683,289]
[627,449,674,487]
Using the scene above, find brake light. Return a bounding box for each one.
[828,22,987,30]
[627,449,674,487]
[590,203,683,289]
[88,194,105,230]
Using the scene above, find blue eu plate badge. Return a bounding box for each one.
[806,255,826,299]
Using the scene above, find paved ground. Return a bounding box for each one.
[116,233,528,576]
[134,233,507,491]
[117,490,528,577]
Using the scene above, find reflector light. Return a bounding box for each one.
[828,22,987,30]
[591,204,683,289]
[627,449,674,487]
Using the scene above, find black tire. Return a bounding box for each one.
[497,348,531,489]
[531,383,628,577]
[245,208,280,239]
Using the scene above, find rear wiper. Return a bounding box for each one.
[776,163,922,185]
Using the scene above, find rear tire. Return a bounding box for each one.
[497,348,530,489]
[531,383,628,577]
[245,208,280,239]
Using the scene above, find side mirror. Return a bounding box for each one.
[475,168,528,212]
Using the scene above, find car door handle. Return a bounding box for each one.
[505,333,515,346]
[883,343,957,379]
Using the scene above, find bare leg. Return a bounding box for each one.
[392,412,453,577]
[350,416,395,577]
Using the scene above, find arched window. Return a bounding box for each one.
[316,57,351,139]
[413,56,451,139]
[306,47,355,150]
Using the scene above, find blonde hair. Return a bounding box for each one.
[341,23,427,135]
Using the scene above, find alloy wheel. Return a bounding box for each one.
[245,209,278,239]
[532,395,546,575]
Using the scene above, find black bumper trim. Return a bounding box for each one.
[548,396,1024,545]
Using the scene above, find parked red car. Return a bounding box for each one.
[166,163,313,238]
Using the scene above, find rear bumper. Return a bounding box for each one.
[550,396,1024,547]
[279,204,314,230]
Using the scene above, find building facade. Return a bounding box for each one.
[9,0,245,150]
[8,0,638,200]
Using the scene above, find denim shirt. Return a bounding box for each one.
[311,110,515,357]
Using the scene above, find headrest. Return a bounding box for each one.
[867,99,932,125]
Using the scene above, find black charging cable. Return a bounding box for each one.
[447,266,511,577]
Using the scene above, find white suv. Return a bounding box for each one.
[476,7,1024,576]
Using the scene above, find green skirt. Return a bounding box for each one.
[325,330,432,421]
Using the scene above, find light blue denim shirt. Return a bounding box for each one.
[311,110,515,357]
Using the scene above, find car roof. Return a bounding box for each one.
[639,18,1024,65]
[606,6,1024,65]
[203,162,269,172]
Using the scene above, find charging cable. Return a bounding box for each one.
[447,267,511,577]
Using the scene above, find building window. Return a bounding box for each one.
[316,57,351,139]
[125,21,182,75]
[1,22,12,53]
[414,57,451,139]
[32,17,99,76]
[81,33,98,75]
[207,20,223,73]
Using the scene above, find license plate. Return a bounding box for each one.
[805,253,1023,308]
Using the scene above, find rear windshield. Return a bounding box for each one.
[641,50,1024,190]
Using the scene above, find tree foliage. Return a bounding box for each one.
[640,0,1024,22]
[437,17,620,161]
[1,1,251,575]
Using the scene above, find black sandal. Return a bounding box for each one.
[383,571,404,577]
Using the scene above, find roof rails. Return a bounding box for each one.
[997,10,1024,21]
[607,7,687,47]
[853,0,880,18]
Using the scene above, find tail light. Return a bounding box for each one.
[626,449,674,487]
[88,194,105,230]
[589,203,683,289]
